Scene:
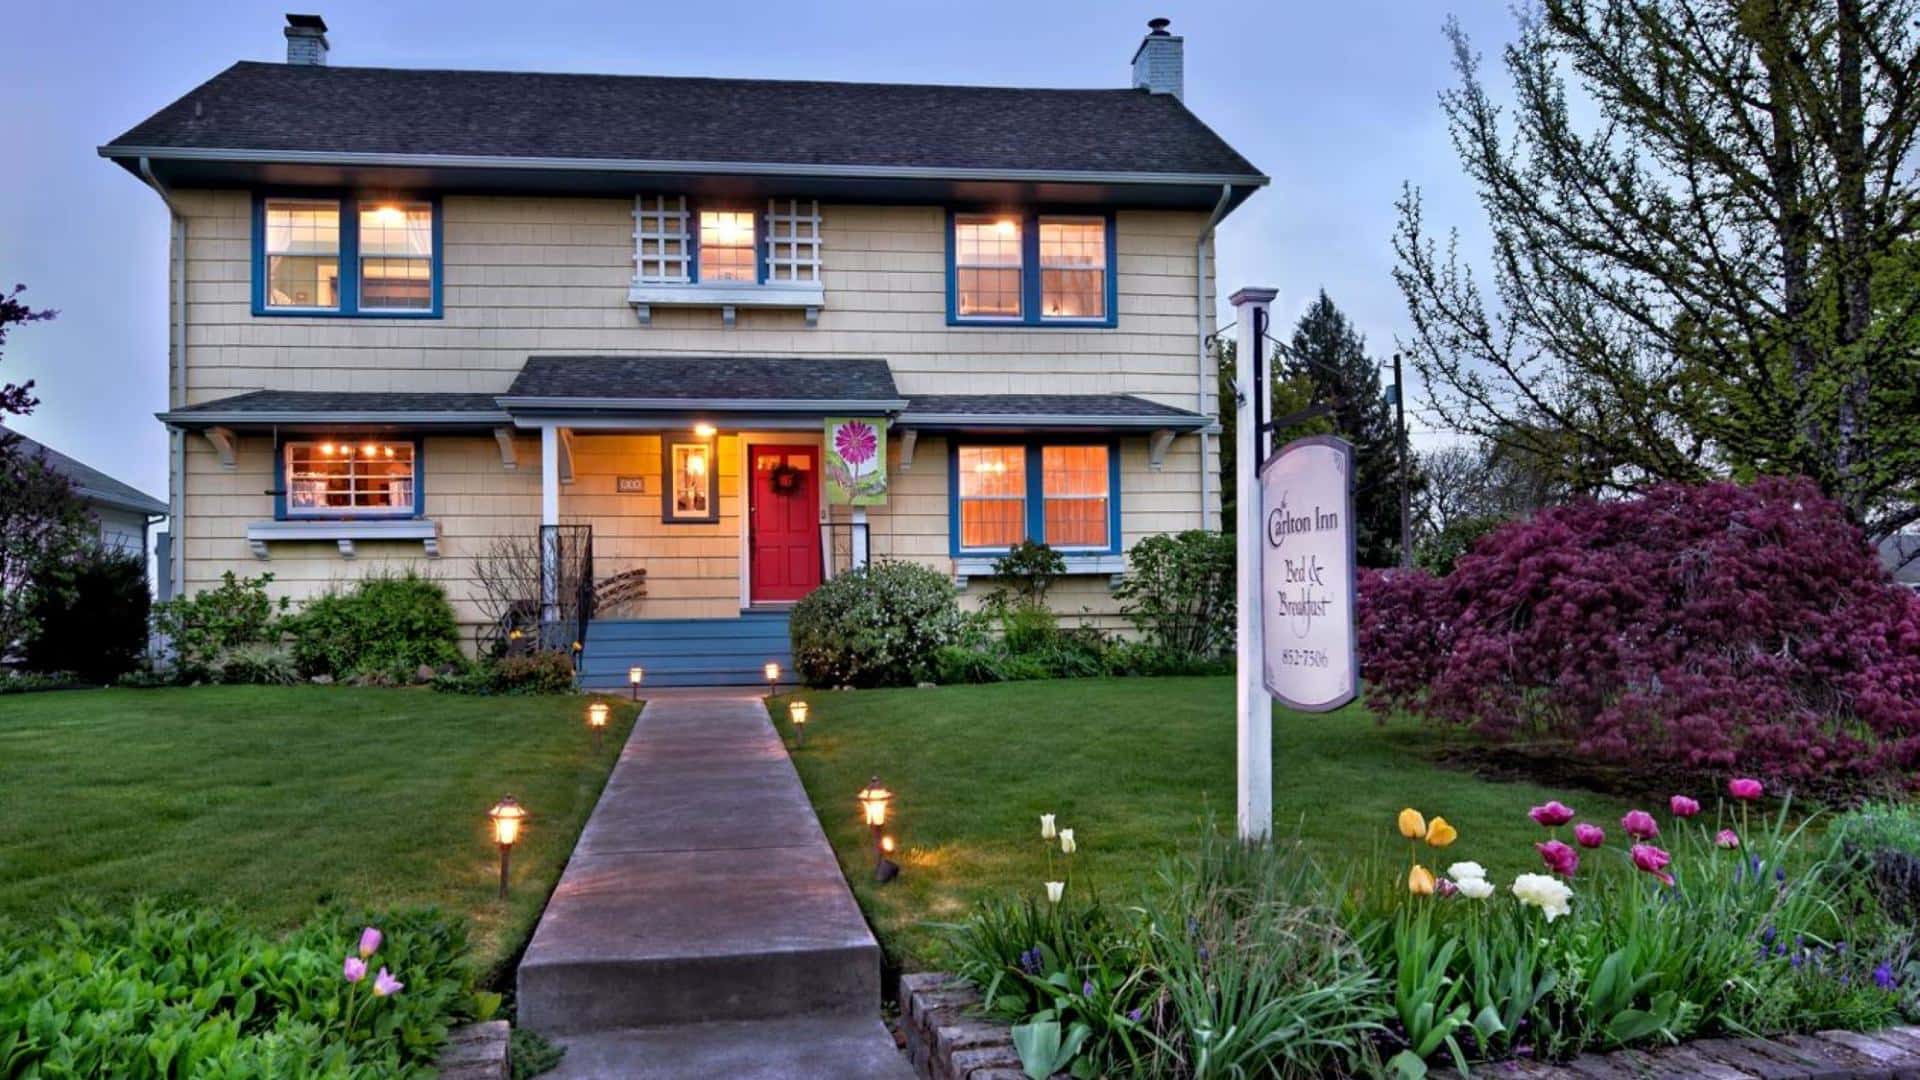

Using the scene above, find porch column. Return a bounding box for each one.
[540,425,560,629]
[851,507,870,569]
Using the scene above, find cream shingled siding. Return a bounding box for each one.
[168,189,1220,630]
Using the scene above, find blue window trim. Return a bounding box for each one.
[273,433,427,522]
[944,209,1118,328]
[688,200,765,285]
[252,192,443,318]
[946,437,1123,558]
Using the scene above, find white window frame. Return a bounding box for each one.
[955,445,1029,553]
[356,201,436,314]
[263,197,344,312]
[1037,215,1109,323]
[633,195,693,284]
[1039,444,1112,552]
[952,214,1026,322]
[763,199,822,284]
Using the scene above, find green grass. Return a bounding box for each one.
[774,677,1642,970]
[0,685,636,980]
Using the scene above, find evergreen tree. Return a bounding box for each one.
[1282,291,1406,566]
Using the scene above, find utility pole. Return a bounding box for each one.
[1392,351,1412,568]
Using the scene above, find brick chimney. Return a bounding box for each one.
[284,14,329,66]
[1130,18,1183,100]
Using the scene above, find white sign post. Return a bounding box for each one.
[1259,436,1359,712]
[1229,287,1278,841]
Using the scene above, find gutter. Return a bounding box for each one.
[497,396,910,413]
[898,412,1211,432]
[102,144,1270,192]
[157,409,512,427]
[1196,183,1234,525]
[137,156,187,602]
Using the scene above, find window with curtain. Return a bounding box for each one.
[698,209,756,282]
[953,215,1023,318]
[1038,217,1107,320]
[264,199,341,310]
[957,445,1027,549]
[284,440,416,516]
[358,202,434,310]
[1041,445,1110,548]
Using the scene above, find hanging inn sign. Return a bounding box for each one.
[1258,435,1359,712]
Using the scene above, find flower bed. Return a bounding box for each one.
[943,779,1917,1078]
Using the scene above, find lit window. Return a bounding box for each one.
[1042,446,1110,548]
[284,440,416,516]
[1039,217,1106,320]
[358,203,434,310]
[954,216,1023,318]
[264,199,341,309]
[699,210,756,283]
[664,433,718,523]
[957,446,1027,549]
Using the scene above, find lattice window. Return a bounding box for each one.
[633,195,691,284]
[763,199,822,284]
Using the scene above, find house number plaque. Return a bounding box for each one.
[616,476,646,494]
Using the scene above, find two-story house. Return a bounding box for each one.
[102,14,1265,685]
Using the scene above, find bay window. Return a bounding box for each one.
[282,438,420,518]
[947,210,1116,327]
[951,440,1119,555]
[254,194,442,317]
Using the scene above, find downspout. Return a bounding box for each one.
[1196,183,1233,528]
[137,156,187,601]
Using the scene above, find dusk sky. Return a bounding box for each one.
[1,1,1519,502]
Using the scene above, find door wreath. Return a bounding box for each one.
[769,462,804,495]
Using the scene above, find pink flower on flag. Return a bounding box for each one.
[834,422,878,467]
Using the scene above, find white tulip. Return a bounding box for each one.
[1456,877,1495,900]
[1045,881,1065,903]
[1040,814,1056,840]
[1510,873,1573,921]
[1059,829,1076,854]
[1447,861,1487,883]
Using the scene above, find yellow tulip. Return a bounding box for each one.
[1408,864,1436,895]
[1397,808,1426,840]
[1425,817,1458,847]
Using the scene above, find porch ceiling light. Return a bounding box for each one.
[693,423,717,438]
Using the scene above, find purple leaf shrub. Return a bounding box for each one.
[1358,478,1920,787]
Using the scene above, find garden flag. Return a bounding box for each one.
[824,418,888,505]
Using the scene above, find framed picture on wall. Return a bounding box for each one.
[662,434,718,523]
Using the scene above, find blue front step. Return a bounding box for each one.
[578,612,794,689]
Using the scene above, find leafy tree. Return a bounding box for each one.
[1396,4,1920,539]
[0,284,86,655]
[26,543,150,682]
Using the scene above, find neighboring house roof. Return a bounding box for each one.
[102,61,1263,182]
[1,425,167,516]
[502,356,906,411]
[1882,535,1920,584]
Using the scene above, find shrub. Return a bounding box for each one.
[1113,530,1234,659]
[1358,478,1920,789]
[152,571,287,680]
[216,643,300,686]
[789,561,962,687]
[24,543,150,683]
[990,540,1067,607]
[432,651,577,696]
[0,670,83,694]
[285,570,461,681]
[1831,802,1920,928]
[999,602,1060,654]
[1415,512,1507,576]
[0,903,497,1078]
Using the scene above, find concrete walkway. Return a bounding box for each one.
[518,692,913,1079]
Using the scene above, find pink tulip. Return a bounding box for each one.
[343,956,367,983]
[1536,839,1580,877]
[372,967,403,997]
[1436,877,1459,898]
[1529,800,1576,827]
[1669,795,1701,818]
[1728,778,1763,801]
[1631,843,1674,886]
[1716,829,1741,849]
[357,926,383,959]
[1621,809,1660,840]
[1573,822,1606,848]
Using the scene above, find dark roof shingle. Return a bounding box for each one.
[1,425,168,516]
[104,62,1262,180]
[900,394,1202,419]
[504,356,903,404]
[166,390,504,415]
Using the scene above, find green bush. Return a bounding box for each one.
[999,603,1060,654]
[990,540,1067,607]
[431,651,577,696]
[0,670,84,694]
[152,571,288,680]
[0,902,497,1078]
[25,543,151,683]
[789,561,962,687]
[1113,530,1234,660]
[285,570,461,681]
[1832,802,1920,928]
[217,643,301,686]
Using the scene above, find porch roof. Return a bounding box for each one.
[499,356,907,416]
[896,394,1212,432]
[159,390,510,430]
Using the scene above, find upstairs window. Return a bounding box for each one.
[698,209,757,283]
[948,210,1115,327]
[254,194,441,317]
[283,439,419,518]
[633,197,823,288]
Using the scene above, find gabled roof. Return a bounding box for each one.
[502,356,905,411]
[104,62,1262,181]
[1,425,168,516]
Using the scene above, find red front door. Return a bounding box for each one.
[749,445,822,603]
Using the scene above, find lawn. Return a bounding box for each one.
[774,677,1643,970]
[0,685,635,980]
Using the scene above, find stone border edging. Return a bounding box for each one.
[901,971,1920,1080]
[437,1020,510,1079]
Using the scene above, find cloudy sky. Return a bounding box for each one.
[0,1,1518,500]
